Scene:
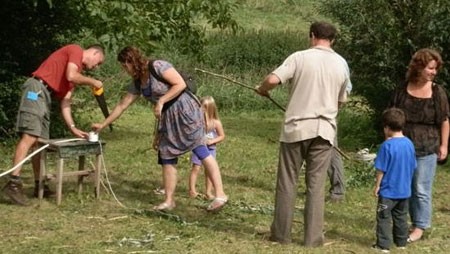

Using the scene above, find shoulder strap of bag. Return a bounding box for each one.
[148,60,166,84]
[148,61,200,107]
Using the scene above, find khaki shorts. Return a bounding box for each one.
[15,78,52,139]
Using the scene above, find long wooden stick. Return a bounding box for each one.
[195,68,351,160]
[195,68,286,112]
[334,146,350,160]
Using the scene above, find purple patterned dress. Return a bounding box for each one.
[128,60,205,159]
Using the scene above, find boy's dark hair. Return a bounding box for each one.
[382,108,406,131]
[309,21,337,41]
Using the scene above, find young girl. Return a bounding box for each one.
[189,96,225,200]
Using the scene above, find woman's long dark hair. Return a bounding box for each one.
[117,46,148,80]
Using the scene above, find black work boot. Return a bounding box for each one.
[33,181,56,198]
[2,180,29,206]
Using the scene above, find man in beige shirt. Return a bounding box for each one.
[256,21,351,247]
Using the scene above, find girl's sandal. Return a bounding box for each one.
[153,202,175,211]
[206,197,228,212]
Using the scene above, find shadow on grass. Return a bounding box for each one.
[324,202,373,247]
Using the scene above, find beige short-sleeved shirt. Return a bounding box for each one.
[273,46,351,145]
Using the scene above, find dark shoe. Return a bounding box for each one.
[33,184,56,198]
[2,180,29,206]
[372,244,390,253]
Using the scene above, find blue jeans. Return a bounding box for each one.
[409,153,437,229]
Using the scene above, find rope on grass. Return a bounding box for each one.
[97,141,127,208]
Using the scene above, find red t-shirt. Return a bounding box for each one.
[32,44,83,99]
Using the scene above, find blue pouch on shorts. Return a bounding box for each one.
[27,91,39,101]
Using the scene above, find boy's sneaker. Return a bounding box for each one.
[33,184,56,198]
[2,180,29,206]
[372,244,390,253]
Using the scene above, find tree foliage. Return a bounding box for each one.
[79,0,238,54]
[0,0,238,140]
[319,0,450,114]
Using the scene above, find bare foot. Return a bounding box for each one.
[408,228,423,242]
[153,202,176,211]
[189,190,199,198]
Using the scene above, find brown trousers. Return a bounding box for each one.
[270,137,332,247]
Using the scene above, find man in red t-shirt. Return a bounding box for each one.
[2,44,105,206]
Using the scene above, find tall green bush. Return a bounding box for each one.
[0,0,85,140]
[319,0,450,115]
[0,0,239,140]
[202,30,307,111]
[203,30,308,74]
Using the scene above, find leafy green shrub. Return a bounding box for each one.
[346,160,375,188]
[0,1,88,140]
[338,96,380,150]
[79,0,238,55]
[319,0,450,115]
[152,29,307,112]
[0,0,239,140]
[203,30,308,74]
[0,75,22,140]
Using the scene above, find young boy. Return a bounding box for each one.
[372,108,416,253]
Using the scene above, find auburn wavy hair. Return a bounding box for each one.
[406,48,442,83]
[117,46,148,80]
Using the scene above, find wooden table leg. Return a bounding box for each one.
[38,149,47,201]
[78,155,85,195]
[56,158,64,205]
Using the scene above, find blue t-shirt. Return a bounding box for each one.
[374,136,416,199]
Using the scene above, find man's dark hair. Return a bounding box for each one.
[87,44,105,55]
[382,108,406,132]
[309,21,337,41]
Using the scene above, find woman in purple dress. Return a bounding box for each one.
[92,46,228,212]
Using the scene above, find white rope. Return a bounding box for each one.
[97,140,127,208]
[0,138,84,178]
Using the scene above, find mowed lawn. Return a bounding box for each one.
[1,106,449,253]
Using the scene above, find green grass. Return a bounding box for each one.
[232,0,324,32]
[1,106,450,253]
[1,0,450,253]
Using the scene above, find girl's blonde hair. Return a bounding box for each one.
[201,96,219,130]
